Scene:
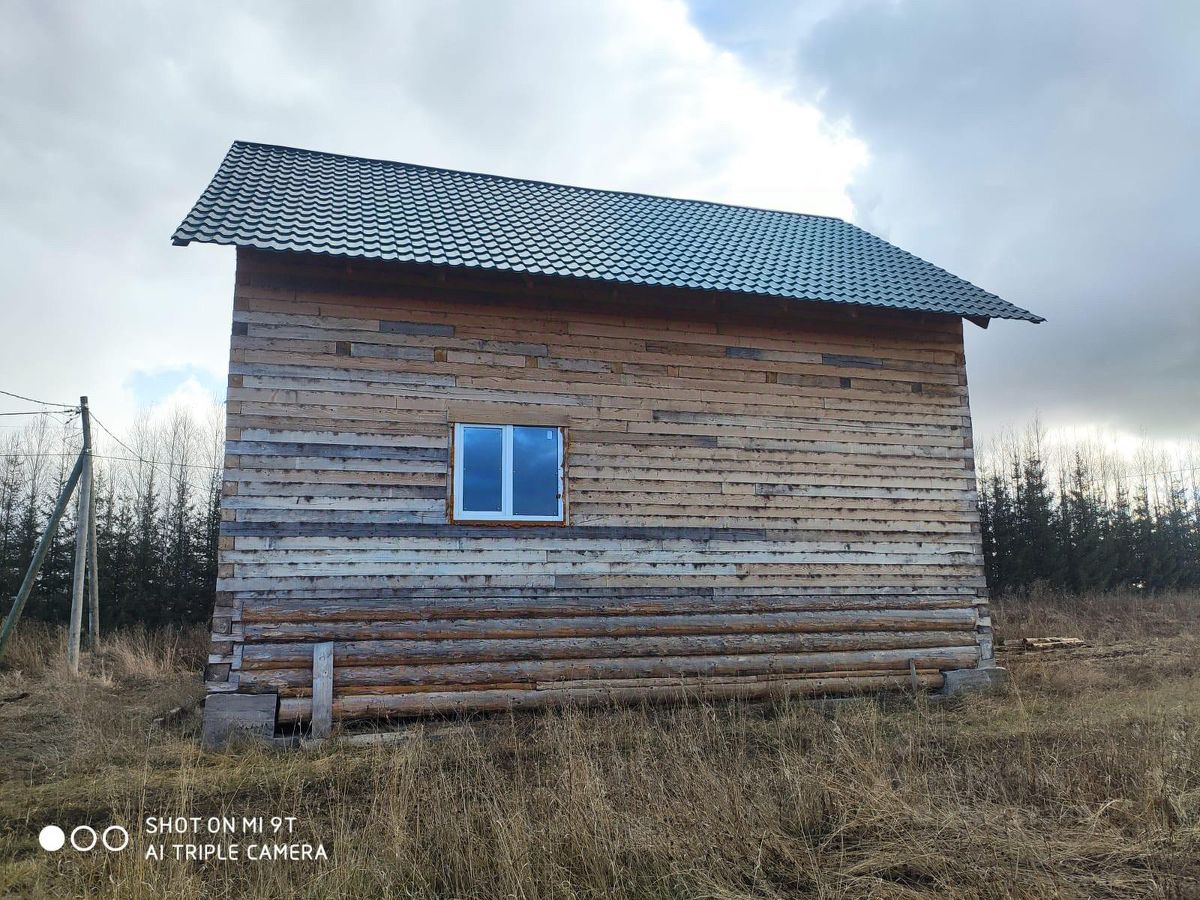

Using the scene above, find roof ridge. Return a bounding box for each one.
[230,140,849,225]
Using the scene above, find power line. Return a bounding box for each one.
[0,449,219,506]
[0,418,75,430]
[91,412,219,471]
[98,452,220,472]
[0,388,78,410]
[88,412,144,463]
[0,450,219,471]
[0,409,220,473]
[86,412,222,505]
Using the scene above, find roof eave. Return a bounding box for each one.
[172,235,1046,323]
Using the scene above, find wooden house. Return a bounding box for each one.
[174,142,1041,744]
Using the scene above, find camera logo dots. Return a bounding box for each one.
[38,825,65,852]
[38,824,129,852]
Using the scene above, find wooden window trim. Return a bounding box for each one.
[449,423,567,525]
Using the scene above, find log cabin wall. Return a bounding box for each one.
[208,247,990,724]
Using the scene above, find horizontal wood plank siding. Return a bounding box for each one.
[207,249,990,718]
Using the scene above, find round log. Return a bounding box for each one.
[276,671,946,723]
[240,629,978,669]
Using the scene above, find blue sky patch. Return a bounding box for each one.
[126,365,222,407]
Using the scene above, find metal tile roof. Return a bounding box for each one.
[173,141,1042,323]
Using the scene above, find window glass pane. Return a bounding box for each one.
[512,426,560,516]
[461,426,502,512]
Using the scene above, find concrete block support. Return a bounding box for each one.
[940,666,1009,697]
[201,692,278,750]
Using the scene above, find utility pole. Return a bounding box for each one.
[67,396,92,673]
[0,453,84,661]
[0,393,104,667]
[87,454,100,649]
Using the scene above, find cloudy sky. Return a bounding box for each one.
[1,0,1196,450]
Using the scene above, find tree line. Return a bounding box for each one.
[0,406,222,629]
[1,407,1197,635]
[978,425,1200,596]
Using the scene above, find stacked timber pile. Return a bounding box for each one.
[1011,637,1086,652]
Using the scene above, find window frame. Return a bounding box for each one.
[450,422,566,524]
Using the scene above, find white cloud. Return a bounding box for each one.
[0,0,866,438]
[145,376,221,429]
[696,0,1200,445]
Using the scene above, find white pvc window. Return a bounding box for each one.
[452,423,564,522]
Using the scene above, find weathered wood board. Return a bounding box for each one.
[206,249,992,721]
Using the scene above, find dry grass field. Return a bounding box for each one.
[1,591,1199,899]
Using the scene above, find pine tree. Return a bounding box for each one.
[1013,429,1061,589]
[0,449,25,600]
[1060,451,1108,591]
[1108,479,1137,590]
